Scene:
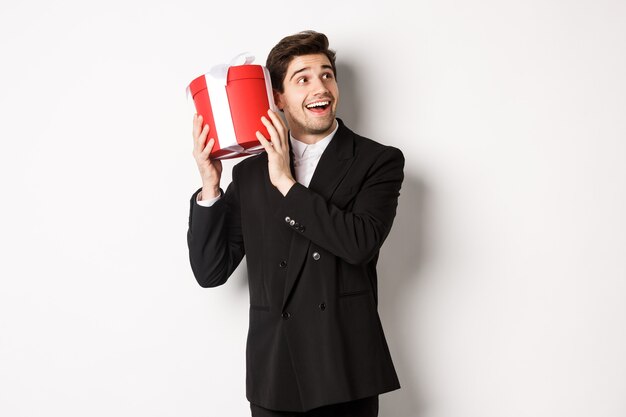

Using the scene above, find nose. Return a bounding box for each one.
[310,75,330,95]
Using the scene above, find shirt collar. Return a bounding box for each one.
[289,119,339,160]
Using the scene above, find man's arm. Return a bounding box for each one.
[187,113,244,287]
[192,113,223,200]
[277,147,404,265]
[256,110,404,265]
[187,171,245,287]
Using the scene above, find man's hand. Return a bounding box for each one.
[256,109,296,196]
[192,114,222,200]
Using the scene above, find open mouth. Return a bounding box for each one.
[305,100,331,114]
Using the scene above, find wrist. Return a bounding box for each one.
[276,177,296,196]
[200,185,220,200]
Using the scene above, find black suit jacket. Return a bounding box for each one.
[187,119,404,412]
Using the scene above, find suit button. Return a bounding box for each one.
[285,216,291,223]
[319,302,326,311]
[279,260,287,268]
[281,312,291,320]
[312,252,320,261]
[289,220,296,226]
[298,225,305,232]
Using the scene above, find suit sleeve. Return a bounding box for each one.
[187,164,245,287]
[277,146,405,265]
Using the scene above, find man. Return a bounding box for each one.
[188,31,404,417]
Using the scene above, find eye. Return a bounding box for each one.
[322,73,334,80]
[297,77,307,84]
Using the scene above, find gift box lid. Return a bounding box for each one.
[227,64,266,81]
[188,65,266,98]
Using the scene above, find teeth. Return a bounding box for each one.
[306,101,330,109]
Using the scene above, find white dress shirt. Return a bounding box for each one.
[196,120,339,207]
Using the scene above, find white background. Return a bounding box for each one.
[1,0,625,416]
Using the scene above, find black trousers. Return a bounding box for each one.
[250,395,379,417]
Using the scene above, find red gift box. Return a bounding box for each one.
[187,54,277,159]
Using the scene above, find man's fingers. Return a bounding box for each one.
[261,116,286,153]
[201,137,216,158]
[193,114,209,146]
[260,116,279,145]
[192,114,204,138]
[194,124,210,154]
[256,130,273,153]
[266,109,286,137]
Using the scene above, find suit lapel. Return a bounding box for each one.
[307,120,355,199]
[282,119,356,309]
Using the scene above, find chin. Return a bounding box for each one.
[307,116,335,133]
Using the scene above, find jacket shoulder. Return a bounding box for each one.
[231,152,268,178]
[350,130,405,164]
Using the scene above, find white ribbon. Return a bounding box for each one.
[204,53,256,157]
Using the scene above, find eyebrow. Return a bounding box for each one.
[288,64,334,81]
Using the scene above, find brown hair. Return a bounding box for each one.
[266,30,337,93]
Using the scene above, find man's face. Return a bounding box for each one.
[274,53,339,141]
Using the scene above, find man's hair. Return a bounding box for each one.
[266,30,337,93]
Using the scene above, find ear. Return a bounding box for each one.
[273,90,284,111]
